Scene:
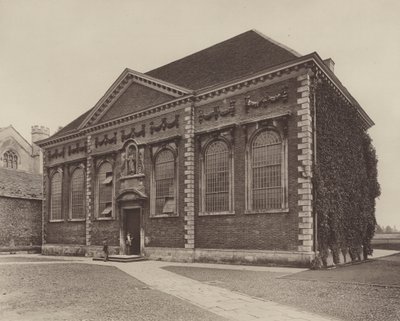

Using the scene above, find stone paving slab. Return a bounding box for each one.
[111,261,340,321]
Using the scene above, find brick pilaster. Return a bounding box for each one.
[296,73,314,252]
[42,153,48,245]
[183,105,195,249]
[85,135,93,246]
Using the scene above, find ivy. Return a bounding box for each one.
[315,81,380,266]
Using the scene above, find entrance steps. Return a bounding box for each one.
[93,254,146,263]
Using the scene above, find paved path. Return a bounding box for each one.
[6,251,398,320]
[106,260,340,321]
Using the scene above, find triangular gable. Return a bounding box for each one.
[80,68,192,129]
[0,125,32,155]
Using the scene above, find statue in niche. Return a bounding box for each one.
[121,142,144,176]
[126,145,136,175]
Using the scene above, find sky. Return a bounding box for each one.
[1,0,399,228]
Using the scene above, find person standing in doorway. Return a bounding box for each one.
[126,233,132,255]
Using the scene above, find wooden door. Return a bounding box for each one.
[125,208,141,255]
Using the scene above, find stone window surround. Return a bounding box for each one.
[68,163,86,221]
[94,158,115,221]
[245,123,289,214]
[198,135,234,216]
[150,143,179,218]
[49,168,63,222]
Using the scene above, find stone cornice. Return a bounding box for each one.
[38,53,373,148]
[195,53,373,129]
[37,95,193,148]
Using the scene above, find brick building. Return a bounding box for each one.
[36,30,374,266]
[0,125,49,251]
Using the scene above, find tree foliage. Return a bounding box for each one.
[314,80,380,265]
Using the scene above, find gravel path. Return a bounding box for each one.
[0,263,226,321]
[164,265,400,321]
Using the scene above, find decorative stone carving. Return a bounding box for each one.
[121,124,146,142]
[245,87,288,113]
[48,147,65,160]
[95,132,117,148]
[198,100,236,123]
[121,141,144,176]
[68,142,86,156]
[150,115,179,135]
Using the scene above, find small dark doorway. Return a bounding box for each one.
[124,208,141,255]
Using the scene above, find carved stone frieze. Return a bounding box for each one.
[68,142,87,156]
[48,147,65,160]
[121,124,146,142]
[150,115,179,135]
[95,132,117,148]
[245,87,288,113]
[198,100,236,123]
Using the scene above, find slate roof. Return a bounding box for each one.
[0,168,42,200]
[51,106,95,139]
[46,30,299,141]
[146,30,299,90]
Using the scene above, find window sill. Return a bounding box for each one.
[95,217,115,221]
[49,219,64,223]
[198,211,235,216]
[68,218,86,222]
[245,208,289,215]
[150,213,179,218]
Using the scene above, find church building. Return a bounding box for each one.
[0,125,49,251]
[37,30,374,266]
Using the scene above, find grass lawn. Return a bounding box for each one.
[164,255,400,321]
[0,261,226,321]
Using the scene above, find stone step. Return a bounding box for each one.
[93,254,146,263]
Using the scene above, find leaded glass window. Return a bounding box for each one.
[3,150,18,169]
[50,172,62,220]
[251,130,282,210]
[204,140,230,212]
[154,149,175,215]
[70,167,85,219]
[97,162,113,218]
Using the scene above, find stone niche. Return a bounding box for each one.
[118,139,146,196]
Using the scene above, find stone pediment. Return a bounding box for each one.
[116,188,148,203]
[80,69,191,129]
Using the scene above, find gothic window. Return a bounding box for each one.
[202,140,232,213]
[249,129,285,211]
[3,150,18,169]
[97,162,113,218]
[50,171,62,221]
[70,167,85,220]
[153,149,176,215]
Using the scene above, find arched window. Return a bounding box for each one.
[154,149,176,215]
[250,130,283,210]
[50,172,62,221]
[3,150,18,169]
[97,162,113,218]
[203,140,231,213]
[70,167,85,220]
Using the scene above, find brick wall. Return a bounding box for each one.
[46,221,85,244]
[143,138,186,248]
[194,117,299,251]
[0,197,42,247]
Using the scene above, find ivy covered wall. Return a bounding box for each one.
[314,80,380,265]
